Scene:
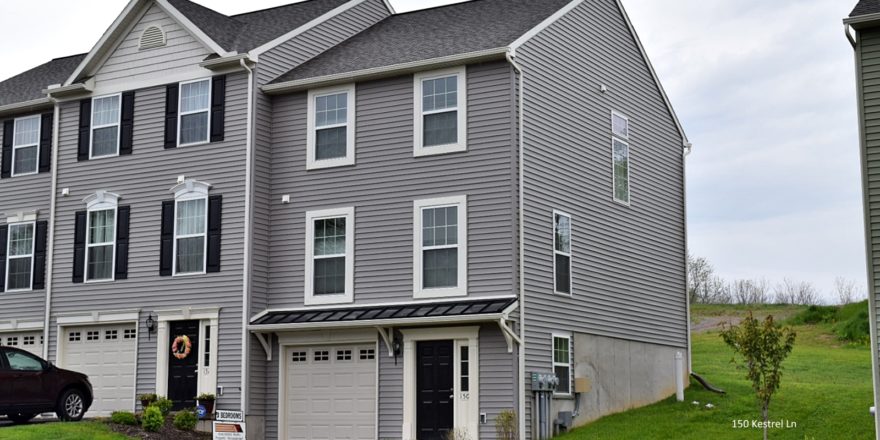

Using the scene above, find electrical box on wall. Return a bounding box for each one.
[531,372,559,392]
[574,377,591,394]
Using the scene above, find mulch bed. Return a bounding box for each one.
[106,415,211,440]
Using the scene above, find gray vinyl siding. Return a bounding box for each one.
[0,112,53,324]
[858,28,880,380]
[257,0,390,83]
[47,72,250,409]
[267,61,517,309]
[94,3,212,89]
[378,340,403,439]
[516,0,687,433]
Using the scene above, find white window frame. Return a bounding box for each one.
[5,221,35,292]
[413,66,468,157]
[306,84,356,170]
[552,210,572,296]
[11,115,41,177]
[552,332,572,396]
[90,93,122,159]
[611,110,631,205]
[413,195,468,299]
[177,78,212,147]
[304,206,355,306]
[84,207,117,283]
[171,181,210,276]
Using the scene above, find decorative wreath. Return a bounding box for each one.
[171,335,192,360]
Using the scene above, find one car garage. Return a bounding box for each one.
[0,331,43,357]
[60,324,137,415]
[284,344,377,440]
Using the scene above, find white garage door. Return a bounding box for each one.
[62,324,137,415]
[1,331,44,357]
[286,344,377,440]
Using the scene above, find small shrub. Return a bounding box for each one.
[110,411,137,426]
[142,406,164,432]
[788,305,836,325]
[196,393,216,401]
[152,396,173,416]
[138,393,158,407]
[173,409,198,431]
[495,409,518,440]
[835,308,870,344]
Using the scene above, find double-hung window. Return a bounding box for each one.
[414,67,467,156]
[611,111,630,204]
[552,333,572,395]
[12,116,40,176]
[179,79,211,146]
[85,208,115,281]
[174,196,207,275]
[553,211,571,295]
[307,85,355,169]
[6,222,34,291]
[91,94,121,158]
[414,195,467,298]
[305,207,354,305]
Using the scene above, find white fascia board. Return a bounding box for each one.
[262,48,508,94]
[249,0,372,60]
[508,0,585,57]
[0,98,53,118]
[64,0,145,86]
[154,0,230,56]
[248,312,508,332]
[844,13,880,26]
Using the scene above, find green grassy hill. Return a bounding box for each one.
[559,303,874,440]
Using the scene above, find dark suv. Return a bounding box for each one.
[0,346,93,424]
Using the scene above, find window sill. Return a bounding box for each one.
[413,289,467,300]
[413,143,467,157]
[304,294,353,306]
[4,288,33,293]
[172,271,208,277]
[178,140,210,148]
[89,153,120,160]
[84,278,115,284]
[306,157,356,171]
[10,171,39,178]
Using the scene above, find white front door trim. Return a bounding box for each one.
[402,326,480,440]
[154,307,219,399]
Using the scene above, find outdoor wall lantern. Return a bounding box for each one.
[145,313,155,340]
[392,331,402,365]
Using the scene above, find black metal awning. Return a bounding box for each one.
[249,297,518,330]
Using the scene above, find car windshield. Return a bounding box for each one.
[3,350,44,371]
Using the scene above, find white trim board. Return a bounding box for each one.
[154,307,220,401]
[0,320,44,332]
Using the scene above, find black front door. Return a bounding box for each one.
[416,340,454,440]
[168,320,199,410]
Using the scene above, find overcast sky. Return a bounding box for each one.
[0,0,865,301]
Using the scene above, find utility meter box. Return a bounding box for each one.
[574,377,591,394]
[530,372,559,392]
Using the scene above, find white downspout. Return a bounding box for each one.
[506,49,527,440]
[239,58,255,412]
[42,98,61,360]
[683,141,692,374]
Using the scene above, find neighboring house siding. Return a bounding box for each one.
[267,61,517,309]
[0,114,52,324]
[257,0,391,83]
[92,3,213,90]
[858,28,880,391]
[515,0,687,432]
[47,72,250,409]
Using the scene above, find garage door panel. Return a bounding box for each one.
[1,332,44,357]
[286,344,376,440]
[62,324,136,416]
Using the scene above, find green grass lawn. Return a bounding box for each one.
[559,305,875,440]
[0,421,131,440]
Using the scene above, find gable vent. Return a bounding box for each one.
[139,26,166,50]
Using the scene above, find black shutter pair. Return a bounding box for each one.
[0,221,48,292]
[77,91,135,161]
[72,207,131,283]
[1,113,54,178]
[159,195,222,276]
[164,75,226,149]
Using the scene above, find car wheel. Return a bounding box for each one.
[8,413,36,424]
[56,389,86,421]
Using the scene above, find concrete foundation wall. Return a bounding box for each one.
[553,332,689,428]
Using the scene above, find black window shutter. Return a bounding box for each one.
[32,221,48,290]
[120,91,135,155]
[0,225,7,292]
[164,85,179,149]
[115,205,131,280]
[160,200,174,276]
[210,75,226,143]
[206,195,222,273]
[73,211,87,283]
[39,113,52,173]
[77,99,91,161]
[1,120,12,178]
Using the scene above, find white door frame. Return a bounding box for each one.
[402,326,480,440]
[276,328,379,440]
[154,307,219,399]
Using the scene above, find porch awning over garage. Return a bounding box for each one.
[248,297,518,331]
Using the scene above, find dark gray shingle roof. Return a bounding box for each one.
[167,0,348,52]
[851,0,880,17]
[271,0,572,84]
[0,54,87,108]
